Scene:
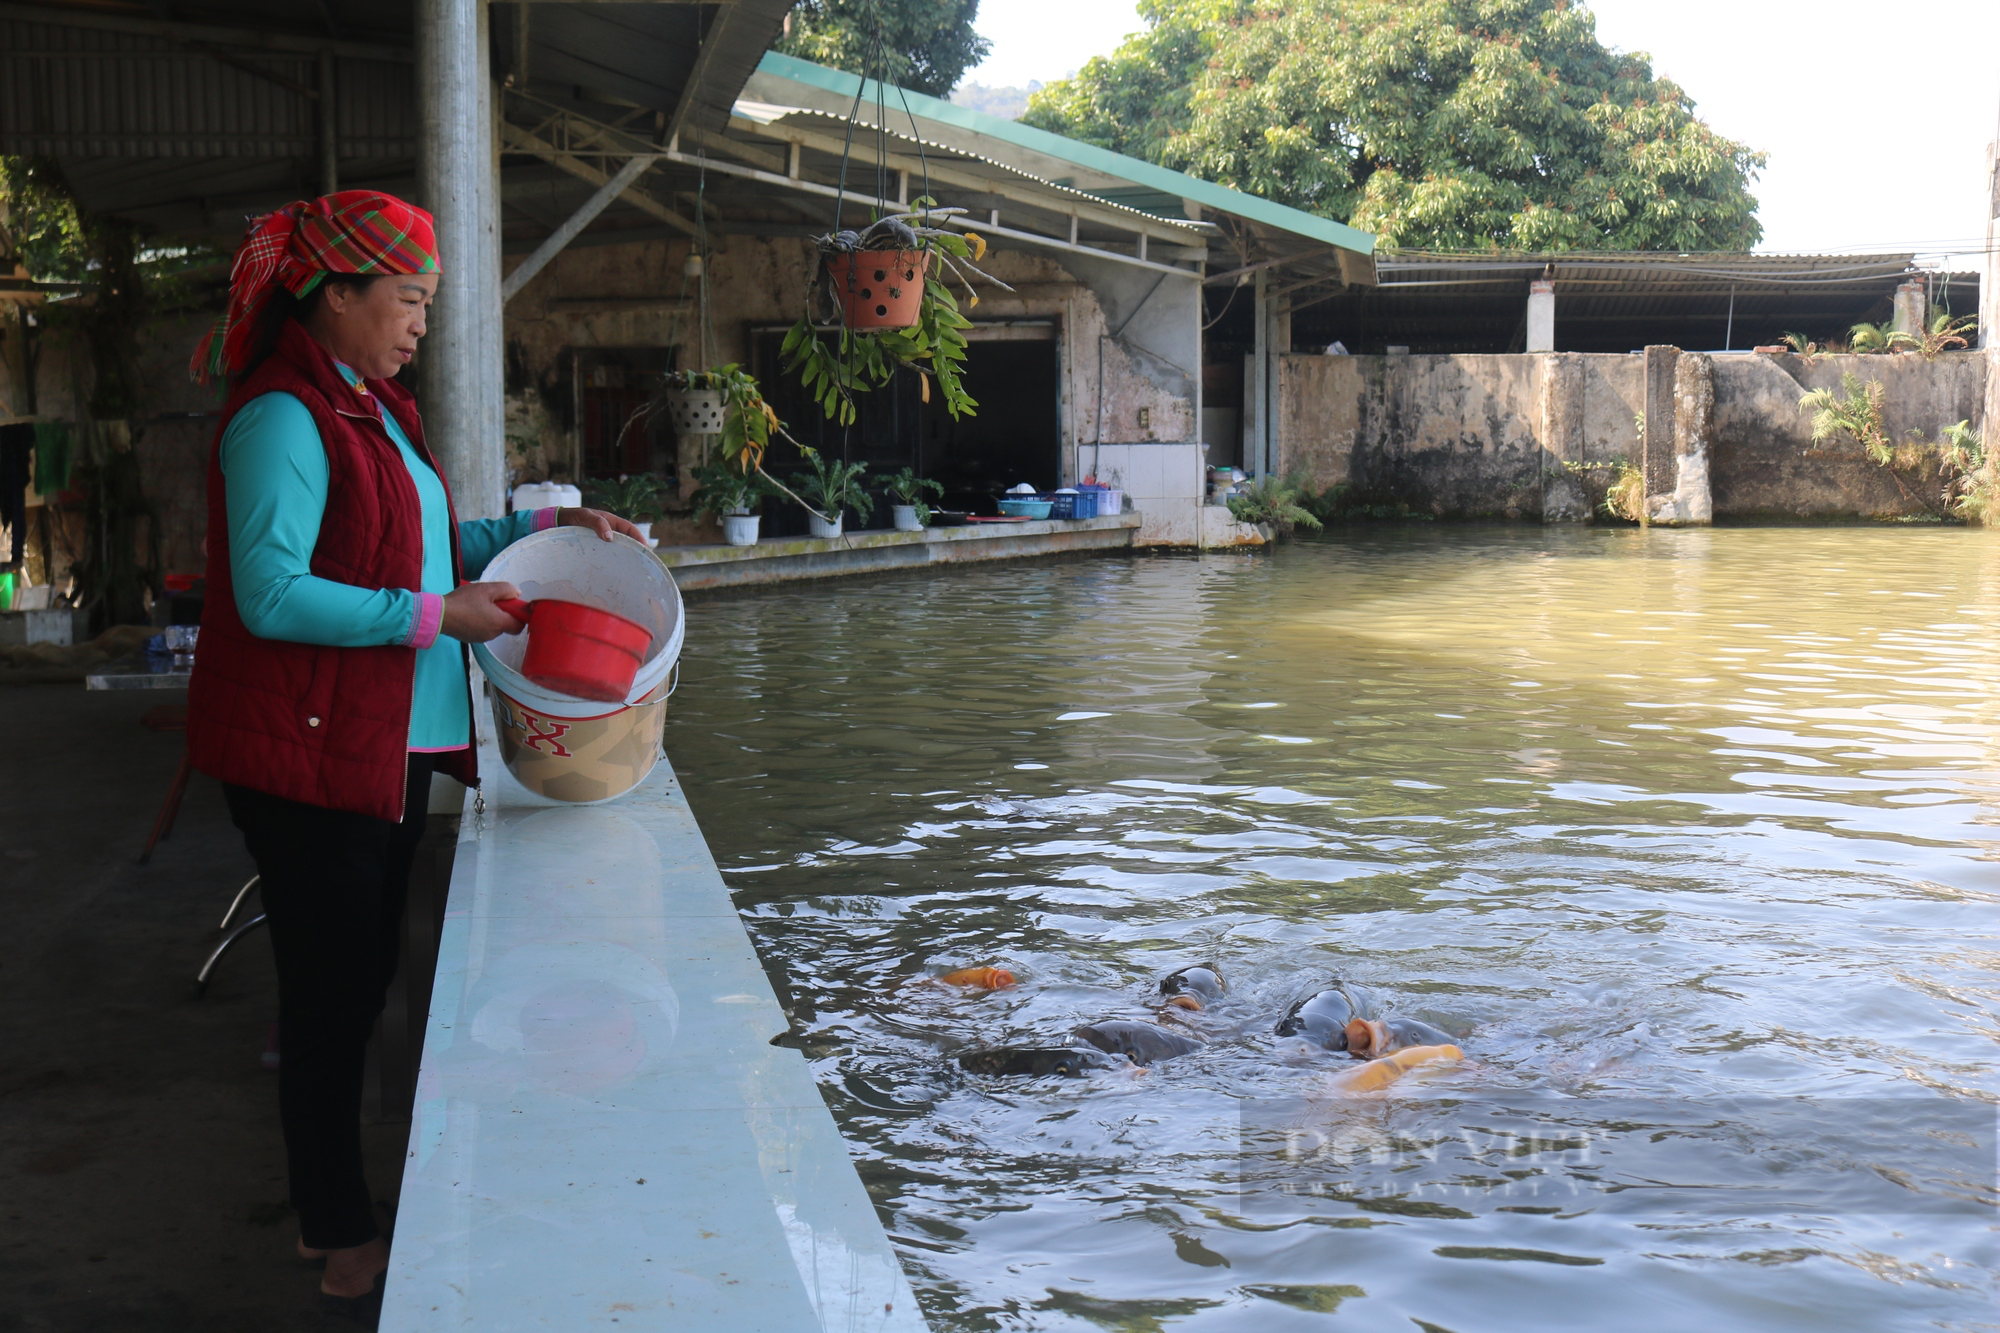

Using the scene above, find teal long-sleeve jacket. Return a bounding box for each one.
[220,362,553,750]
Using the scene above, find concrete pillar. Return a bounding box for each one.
[1249,269,1268,474]
[1892,280,1926,338]
[1982,140,1998,350]
[1641,344,1679,511]
[416,0,506,518]
[1645,351,1713,526]
[1267,299,1290,475]
[1526,278,1555,353]
[1538,354,1589,522]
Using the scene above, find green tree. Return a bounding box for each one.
[1023,0,1765,251]
[776,0,991,97]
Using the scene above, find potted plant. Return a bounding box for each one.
[884,467,943,532]
[662,368,726,435]
[582,473,671,546]
[790,446,872,539]
[781,202,1009,426]
[690,461,768,546]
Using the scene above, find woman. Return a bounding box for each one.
[185,191,638,1318]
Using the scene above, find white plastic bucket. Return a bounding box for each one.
[489,675,671,805]
[472,527,684,720]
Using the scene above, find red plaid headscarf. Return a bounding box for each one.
[191,190,439,383]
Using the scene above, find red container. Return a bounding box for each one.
[496,597,652,704]
[826,249,930,329]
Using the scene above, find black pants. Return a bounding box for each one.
[224,755,436,1250]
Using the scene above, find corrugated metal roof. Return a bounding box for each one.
[1274,250,1978,354]
[748,52,1375,261]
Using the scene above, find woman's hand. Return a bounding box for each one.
[557,507,645,542]
[441,581,526,643]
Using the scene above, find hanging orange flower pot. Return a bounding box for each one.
[826,249,930,329]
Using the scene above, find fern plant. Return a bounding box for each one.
[1604,461,1645,521]
[688,461,768,523]
[1849,321,1916,356]
[1780,332,1824,366]
[1913,308,1977,361]
[1226,473,1324,533]
[884,467,944,525]
[790,446,874,527]
[1799,374,1891,461]
[582,473,670,522]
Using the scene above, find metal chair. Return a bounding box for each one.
[194,874,264,997]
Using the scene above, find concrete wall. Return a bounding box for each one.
[1708,352,1986,518]
[1277,349,1987,522]
[1278,353,1643,520]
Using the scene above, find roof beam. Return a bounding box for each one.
[715,117,1204,247]
[662,0,769,147]
[1205,246,1340,286]
[502,152,662,304]
[663,149,1200,277]
[0,2,408,62]
[500,121,698,238]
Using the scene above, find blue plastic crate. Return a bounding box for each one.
[1039,490,1098,520]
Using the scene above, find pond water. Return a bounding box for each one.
[663,527,1999,1333]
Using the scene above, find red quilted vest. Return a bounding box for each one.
[188,319,478,821]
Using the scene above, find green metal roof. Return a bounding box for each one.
[754,51,1374,258]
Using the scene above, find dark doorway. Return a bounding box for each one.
[752,325,1062,534]
[574,347,676,480]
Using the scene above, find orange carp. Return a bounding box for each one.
[1328,1043,1462,1093]
[935,966,1016,990]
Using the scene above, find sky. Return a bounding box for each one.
[964,0,2000,266]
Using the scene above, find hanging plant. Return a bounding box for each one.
[656,364,778,475]
[781,202,1009,425]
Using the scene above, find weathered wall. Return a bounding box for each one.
[1278,349,1987,521]
[1708,351,1986,518]
[1279,354,1643,520]
[501,233,1205,543]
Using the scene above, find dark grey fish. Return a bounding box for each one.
[957,1046,1103,1078]
[1274,983,1378,1051]
[1074,1020,1204,1066]
[1159,964,1225,1005]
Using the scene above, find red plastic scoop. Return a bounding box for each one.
[495,597,652,704]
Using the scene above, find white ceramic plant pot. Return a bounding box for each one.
[722,512,760,546]
[808,514,843,539]
[667,388,725,436]
[632,521,654,547]
[892,504,924,532]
